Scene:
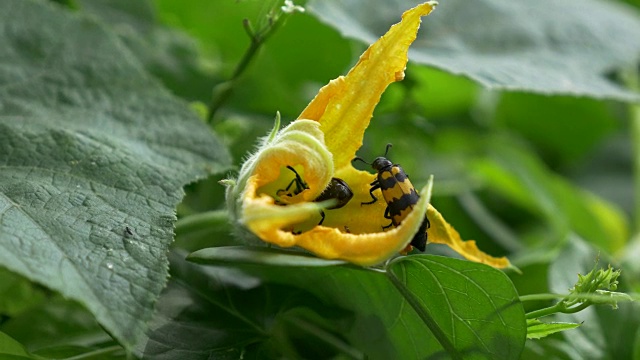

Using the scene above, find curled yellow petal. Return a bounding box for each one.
[298,2,437,170]
[242,175,326,248]
[426,205,512,269]
[248,120,334,202]
[239,120,334,230]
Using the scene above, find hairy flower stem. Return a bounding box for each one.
[207,13,288,123]
[525,301,591,320]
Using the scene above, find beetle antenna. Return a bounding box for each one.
[384,143,393,157]
[352,157,371,166]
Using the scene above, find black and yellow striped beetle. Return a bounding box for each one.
[277,166,354,225]
[353,144,430,251]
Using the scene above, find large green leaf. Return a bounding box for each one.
[308,0,640,102]
[188,247,427,358]
[189,246,525,359]
[0,0,230,351]
[141,251,361,359]
[1,295,123,358]
[471,138,629,253]
[495,93,619,167]
[77,0,219,103]
[388,256,526,359]
[0,268,46,318]
[0,332,30,359]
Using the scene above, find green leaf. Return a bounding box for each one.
[77,0,219,103]
[408,65,479,118]
[33,345,127,360]
[188,246,350,267]
[495,94,618,166]
[0,0,230,351]
[0,295,116,355]
[188,247,525,359]
[634,327,640,360]
[472,139,629,252]
[308,0,640,102]
[141,251,361,360]
[184,248,429,358]
[388,256,526,359]
[0,332,30,358]
[526,319,580,339]
[0,268,47,317]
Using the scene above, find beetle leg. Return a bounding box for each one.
[382,206,393,229]
[383,206,391,219]
[284,165,309,194]
[318,210,326,225]
[281,178,297,194]
[362,181,380,205]
[295,176,309,193]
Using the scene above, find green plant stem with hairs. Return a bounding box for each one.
[525,299,592,320]
[207,11,289,123]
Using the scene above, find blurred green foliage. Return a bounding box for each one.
[1,0,639,359]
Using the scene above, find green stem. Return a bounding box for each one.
[525,302,565,320]
[525,299,593,319]
[562,301,592,314]
[206,14,288,123]
[175,210,229,236]
[386,266,461,359]
[519,293,568,302]
[522,292,638,304]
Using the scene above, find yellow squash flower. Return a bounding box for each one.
[224,1,511,268]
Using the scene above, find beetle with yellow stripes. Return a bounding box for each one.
[353,144,430,251]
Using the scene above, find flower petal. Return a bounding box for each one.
[298,2,437,170]
[320,166,387,234]
[248,120,334,202]
[238,119,337,240]
[255,178,433,266]
[243,175,325,247]
[426,205,512,269]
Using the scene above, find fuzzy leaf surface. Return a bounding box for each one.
[308,0,640,101]
[0,0,230,350]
